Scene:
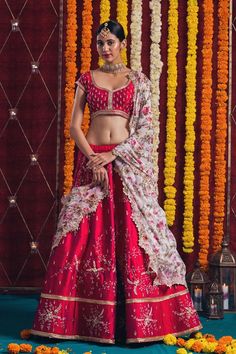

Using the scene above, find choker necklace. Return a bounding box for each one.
[100,62,126,75]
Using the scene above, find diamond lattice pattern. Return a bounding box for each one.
[0,0,62,289]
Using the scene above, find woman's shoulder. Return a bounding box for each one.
[129,69,151,85]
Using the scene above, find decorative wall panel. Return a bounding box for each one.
[0,0,64,290]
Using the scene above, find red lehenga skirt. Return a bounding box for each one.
[31,144,202,344]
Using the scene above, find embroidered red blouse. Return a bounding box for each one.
[76,71,134,120]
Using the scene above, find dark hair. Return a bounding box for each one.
[96,20,126,41]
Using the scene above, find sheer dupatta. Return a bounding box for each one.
[52,70,187,287]
[112,70,186,287]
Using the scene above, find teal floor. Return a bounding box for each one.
[0,295,235,354]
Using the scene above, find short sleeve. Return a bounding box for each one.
[75,72,89,93]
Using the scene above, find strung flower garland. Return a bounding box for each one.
[116,0,128,65]
[98,0,111,67]
[80,0,93,135]
[149,0,163,181]
[164,0,178,225]
[198,0,214,268]
[182,0,199,253]
[63,0,77,195]
[212,0,229,253]
[130,0,142,71]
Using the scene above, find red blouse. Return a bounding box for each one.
[76,71,134,120]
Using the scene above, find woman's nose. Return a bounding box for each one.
[102,43,109,51]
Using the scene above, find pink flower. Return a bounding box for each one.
[142,106,150,115]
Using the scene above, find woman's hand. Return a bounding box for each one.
[91,166,109,190]
[87,151,116,169]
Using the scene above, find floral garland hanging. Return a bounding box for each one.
[212,0,229,252]
[182,0,199,253]
[116,0,128,65]
[149,0,163,182]
[98,0,111,67]
[130,0,142,71]
[63,0,77,195]
[80,0,93,135]
[198,0,214,267]
[163,0,178,226]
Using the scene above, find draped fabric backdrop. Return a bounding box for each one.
[0,0,235,290]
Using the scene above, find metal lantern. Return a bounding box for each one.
[209,240,236,311]
[206,281,224,319]
[186,262,209,312]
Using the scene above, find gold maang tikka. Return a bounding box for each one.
[100,22,110,39]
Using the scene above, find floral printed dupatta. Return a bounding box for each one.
[52,70,187,287]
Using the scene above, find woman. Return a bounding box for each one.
[31,20,202,344]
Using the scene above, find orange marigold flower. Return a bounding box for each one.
[204,333,216,339]
[219,336,233,345]
[177,338,186,347]
[8,343,21,354]
[191,340,204,352]
[206,336,217,343]
[19,343,32,352]
[34,345,51,354]
[215,343,227,354]
[50,348,59,354]
[20,329,31,340]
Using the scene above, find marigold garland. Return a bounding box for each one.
[182,0,199,253]
[80,0,93,135]
[212,0,229,253]
[198,0,214,267]
[163,0,178,225]
[149,0,163,182]
[116,0,128,65]
[63,0,77,195]
[98,0,111,67]
[130,0,142,71]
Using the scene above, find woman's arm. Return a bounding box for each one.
[70,86,95,159]
[70,85,109,189]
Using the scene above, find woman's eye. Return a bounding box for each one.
[107,41,114,46]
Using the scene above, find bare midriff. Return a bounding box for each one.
[86,114,129,145]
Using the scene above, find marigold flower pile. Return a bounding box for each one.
[7,343,69,354]
[163,332,236,354]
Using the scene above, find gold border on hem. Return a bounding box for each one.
[41,293,116,305]
[41,289,188,306]
[126,289,189,304]
[30,329,115,344]
[126,324,203,343]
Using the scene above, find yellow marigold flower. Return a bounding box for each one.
[231,340,236,348]
[163,334,177,345]
[176,349,188,354]
[202,342,218,353]
[185,338,195,350]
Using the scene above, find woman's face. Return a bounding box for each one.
[96,32,125,64]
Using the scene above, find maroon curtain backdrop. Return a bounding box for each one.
[0,0,235,291]
[0,0,65,290]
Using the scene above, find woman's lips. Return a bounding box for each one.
[103,54,111,58]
